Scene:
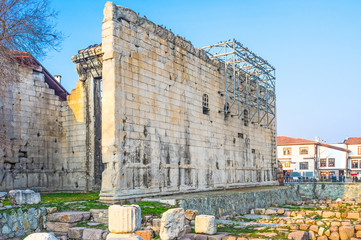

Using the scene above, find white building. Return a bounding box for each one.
[277,137,317,179]
[345,137,361,177]
[277,136,350,180]
[318,143,349,180]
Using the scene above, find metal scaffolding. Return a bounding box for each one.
[200,39,276,128]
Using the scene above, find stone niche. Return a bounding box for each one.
[99,2,278,202]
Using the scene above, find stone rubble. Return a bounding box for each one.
[8,189,41,205]
[194,215,217,235]
[160,208,186,240]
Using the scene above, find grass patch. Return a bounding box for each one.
[132,201,174,218]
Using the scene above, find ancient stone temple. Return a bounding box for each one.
[98,2,277,202]
[0,2,277,200]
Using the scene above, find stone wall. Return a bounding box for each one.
[0,52,101,192]
[0,63,64,191]
[178,186,301,217]
[288,182,361,200]
[100,2,278,202]
[0,207,46,239]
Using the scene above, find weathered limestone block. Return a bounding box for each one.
[322,211,335,218]
[91,209,109,224]
[160,208,185,240]
[83,228,105,240]
[109,205,141,233]
[185,209,198,221]
[339,226,355,240]
[254,208,265,214]
[329,232,340,240]
[347,212,359,219]
[135,230,153,240]
[107,233,143,240]
[265,208,277,215]
[24,233,58,240]
[46,222,76,233]
[68,227,86,239]
[195,215,217,235]
[8,189,40,205]
[287,231,308,240]
[47,211,91,223]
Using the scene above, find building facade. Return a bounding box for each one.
[278,136,357,180]
[345,138,361,176]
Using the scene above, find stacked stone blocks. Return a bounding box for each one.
[100,2,278,203]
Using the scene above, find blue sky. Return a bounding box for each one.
[42,0,361,143]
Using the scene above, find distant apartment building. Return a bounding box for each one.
[277,137,317,178]
[345,137,361,176]
[277,136,351,179]
[318,143,349,180]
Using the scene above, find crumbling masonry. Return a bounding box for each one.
[0,2,277,201]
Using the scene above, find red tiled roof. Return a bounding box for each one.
[11,50,69,101]
[344,137,361,145]
[277,136,317,145]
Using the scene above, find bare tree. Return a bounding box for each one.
[0,0,62,57]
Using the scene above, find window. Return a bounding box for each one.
[352,160,359,169]
[300,162,308,170]
[202,94,209,114]
[328,158,335,167]
[299,147,308,155]
[320,158,327,167]
[284,161,290,168]
[283,147,292,155]
[243,110,249,126]
[358,146,361,155]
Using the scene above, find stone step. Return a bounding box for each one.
[46,222,76,233]
[48,211,91,223]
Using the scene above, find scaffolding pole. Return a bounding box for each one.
[200,39,276,128]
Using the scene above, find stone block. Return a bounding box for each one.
[135,230,153,240]
[317,236,328,240]
[68,227,86,239]
[287,231,308,240]
[265,208,277,215]
[8,189,41,205]
[339,226,355,240]
[329,232,340,240]
[24,233,58,240]
[185,210,198,221]
[347,212,360,219]
[152,218,161,228]
[83,228,105,240]
[47,211,90,223]
[277,208,285,215]
[254,208,265,214]
[46,222,76,233]
[207,233,228,240]
[309,225,319,232]
[91,209,109,225]
[106,233,143,240]
[195,215,217,235]
[108,205,141,233]
[160,208,185,240]
[322,211,335,218]
[194,234,208,240]
[299,224,309,230]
